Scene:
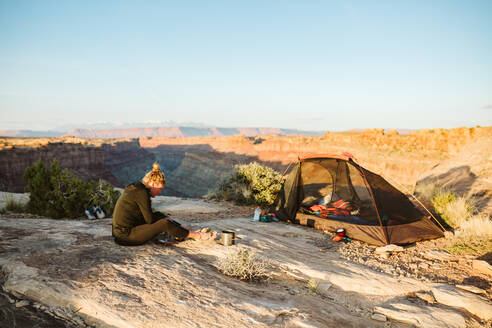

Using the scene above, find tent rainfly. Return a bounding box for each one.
[270,154,444,246]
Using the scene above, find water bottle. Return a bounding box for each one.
[253,206,261,222]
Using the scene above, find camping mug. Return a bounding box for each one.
[221,230,235,246]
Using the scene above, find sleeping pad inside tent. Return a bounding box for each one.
[270,154,444,246]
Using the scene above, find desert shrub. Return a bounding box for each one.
[217,248,274,281]
[210,162,283,206]
[23,159,120,219]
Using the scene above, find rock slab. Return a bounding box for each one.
[431,284,492,321]
[472,260,492,276]
[375,300,466,328]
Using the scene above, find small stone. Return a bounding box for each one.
[371,313,387,322]
[472,260,492,276]
[375,244,404,254]
[409,263,418,270]
[415,292,436,304]
[456,284,487,295]
[419,262,429,269]
[289,290,296,295]
[378,252,390,259]
[15,300,30,308]
[423,250,452,261]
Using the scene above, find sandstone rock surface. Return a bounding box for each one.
[456,284,487,295]
[472,260,492,277]
[374,300,466,328]
[431,284,492,321]
[2,216,394,328]
[2,201,488,327]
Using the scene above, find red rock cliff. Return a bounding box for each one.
[0,137,154,192]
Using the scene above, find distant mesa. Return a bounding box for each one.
[0,126,325,138]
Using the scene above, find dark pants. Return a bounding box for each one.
[113,212,189,246]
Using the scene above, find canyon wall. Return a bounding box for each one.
[0,127,490,200]
[0,137,154,193]
[140,126,490,197]
[100,139,156,188]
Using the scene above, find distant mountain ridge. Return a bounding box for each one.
[0,130,66,137]
[67,126,324,138]
[0,127,324,138]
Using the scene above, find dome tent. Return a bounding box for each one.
[270,154,444,246]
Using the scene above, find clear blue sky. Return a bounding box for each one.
[1,0,491,131]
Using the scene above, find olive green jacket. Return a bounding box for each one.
[112,182,153,237]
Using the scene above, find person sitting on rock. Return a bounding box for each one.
[112,162,216,245]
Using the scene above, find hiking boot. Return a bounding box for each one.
[93,205,105,219]
[85,208,96,220]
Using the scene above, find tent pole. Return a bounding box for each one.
[406,193,446,232]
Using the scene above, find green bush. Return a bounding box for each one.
[89,179,121,216]
[210,162,283,206]
[23,159,120,219]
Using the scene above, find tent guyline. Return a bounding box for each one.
[271,153,444,246]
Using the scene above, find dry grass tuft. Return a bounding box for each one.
[415,184,476,229]
[415,183,491,256]
[2,195,26,213]
[447,214,492,256]
[217,248,274,281]
[414,183,437,201]
[307,279,318,292]
[435,193,475,229]
[457,214,492,240]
